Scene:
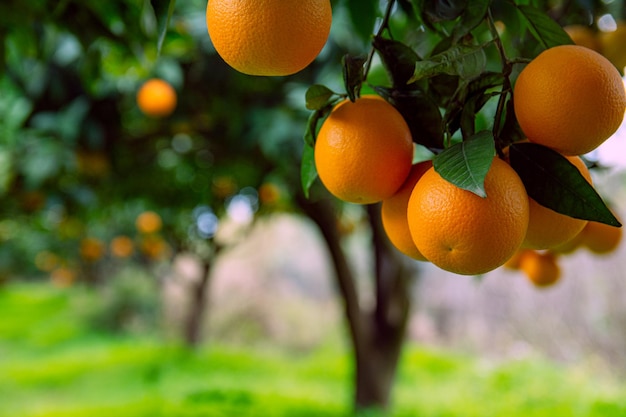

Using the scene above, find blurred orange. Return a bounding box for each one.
[110,236,135,258]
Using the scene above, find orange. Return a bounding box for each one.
[580,220,623,254]
[550,230,584,255]
[599,23,626,74]
[136,78,177,117]
[381,161,432,261]
[503,248,531,270]
[206,0,332,76]
[563,25,601,51]
[35,251,60,273]
[50,267,77,288]
[522,156,591,250]
[519,251,561,288]
[259,182,281,206]
[140,235,170,260]
[514,45,626,155]
[110,236,135,258]
[136,211,163,234]
[407,158,529,275]
[80,237,106,262]
[314,95,413,204]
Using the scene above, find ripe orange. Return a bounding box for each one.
[80,237,105,262]
[381,161,432,261]
[599,23,626,74]
[519,250,561,288]
[563,25,601,51]
[503,248,531,270]
[206,0,332,76]
[314,95,413,204]
[407,158,529,275]
[110,236,135,258]
[140,235,170,260]
[136,78,177,117]
[136,211,163,234]
[514,45,626,155]
[580,220,623,254]
[259,182,281,206]
[35,251,60,273]
[50,267,77,288]
[522,156,591,250]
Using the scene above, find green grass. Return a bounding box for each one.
[1,282,626,417]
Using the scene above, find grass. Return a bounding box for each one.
[1,282,626,417]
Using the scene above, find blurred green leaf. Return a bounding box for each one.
[411,44,486,82]
[305,85,335,111]
[301,143,317,199]
[0,148,14,196]
[433,131,495,197]
[509,142,621,226]
[346,0,379,42]
[157,0,177,55]
[515,5,574,50]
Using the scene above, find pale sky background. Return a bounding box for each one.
[587,77,626,169]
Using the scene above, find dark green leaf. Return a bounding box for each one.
[397,0,419,21]
[342,55,367,102]
[433,131,495,197]
[509,142,621,226]
[303,104,334,147]
[373,36,420,88]
[411,44,486,82]
[375,87,444,149]
[452,0,490,42]
[346,0,379,42]
[498,96,525,147]
[424,0,468,22]
[515,5,574,50]
[153,0,177,55]
[301,143,318,199]
[305,85,335,111]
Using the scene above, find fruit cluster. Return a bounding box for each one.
[314,45,625,278]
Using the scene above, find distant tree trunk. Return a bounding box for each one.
[184,257,212,346]
[297,195,416,413]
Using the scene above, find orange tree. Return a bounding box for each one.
[2,0,626,414]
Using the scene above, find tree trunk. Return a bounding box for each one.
[184,258,212,346]
[297,195,415,413]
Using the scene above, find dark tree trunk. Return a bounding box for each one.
[184,258,212,346]
[297,195,415,413]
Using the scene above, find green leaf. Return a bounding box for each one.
[305,85,336,111]
[452,0,490,42]
[301,143,318,199]
[443,72,504,138]
[515,5,574,50]
[153,0,177,55]
[375,86,444,149]
[372,36,420,88]
[424,0,468,22]
[411,44,486,82]
[433,131,495,197]
[303,104,334,147]
[342,55,367,102]
[346,0,379,42]
[509,143,621,227]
